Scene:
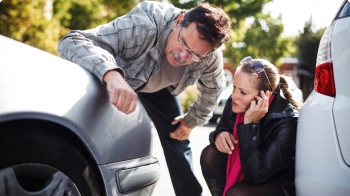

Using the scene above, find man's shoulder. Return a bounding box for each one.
[127,2,182,26]
[135,1,182,15]
[204,48,224,68]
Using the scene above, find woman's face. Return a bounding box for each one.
[231,70,260,113]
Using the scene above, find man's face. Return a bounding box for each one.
[165,18,212,66]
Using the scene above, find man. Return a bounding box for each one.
[58,1,231,195]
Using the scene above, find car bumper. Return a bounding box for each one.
[99,155,160,196]
[295,91,350,196]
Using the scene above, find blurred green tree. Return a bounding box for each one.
[0,0,62,55]
[179,85,198,113]
[0,0,138,55]
[296,18,325,75]
[0,0,295,62]
[54,0,105,30]
[225,12,291,66]
[171,0,294,66]
[295,17,326,99]
[53,0,139,31]
[171,0,270,24]
[100,0,140,21]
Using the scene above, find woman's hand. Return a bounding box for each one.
[244,90,272,124]
[215,131,238,154]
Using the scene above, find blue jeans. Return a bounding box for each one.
[138,88,202,196]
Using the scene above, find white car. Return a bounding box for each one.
[295,0,350,195]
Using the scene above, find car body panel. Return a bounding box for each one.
[0,35,161,195]
[0,35,152,164]
[295,1,350,195]
[99,156,160,196]
[295,92,350,195]
[332,17,350,165]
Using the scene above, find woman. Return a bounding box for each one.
[200,56,299,196]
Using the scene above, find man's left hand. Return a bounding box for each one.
[170,116,193,140]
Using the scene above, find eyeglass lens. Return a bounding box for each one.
[251,61,264,73]
[177,27,202,62]
[240,56,264,73]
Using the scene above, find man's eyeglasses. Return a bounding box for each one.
[240,56,272,91]
[177,27,204,62]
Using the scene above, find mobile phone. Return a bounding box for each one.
[245,98,258,111]
[245,95,262,111]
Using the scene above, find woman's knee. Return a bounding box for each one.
[200,144,227,178]
[225,180,286,196]
[226,183,249,196]
[200,144,218,166]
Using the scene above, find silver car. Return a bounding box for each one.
[0,35,160,196]
[295,0,350,195]
[210,83,233,123]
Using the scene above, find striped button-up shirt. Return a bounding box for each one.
[58,1,225,128]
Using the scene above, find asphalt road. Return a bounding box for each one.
[151,122,217,196]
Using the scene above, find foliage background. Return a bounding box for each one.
[0,0,139,55]
[0,0,324,103]
[179,85,198,113]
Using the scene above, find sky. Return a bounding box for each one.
[263,0,344,37]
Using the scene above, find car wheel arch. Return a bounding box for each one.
[0,119,106,196]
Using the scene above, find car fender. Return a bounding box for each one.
[0,35,152,164]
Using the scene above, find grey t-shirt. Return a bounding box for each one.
[140,54,187,93]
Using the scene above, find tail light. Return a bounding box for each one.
[314,62,336,97]
[314,26,336,97]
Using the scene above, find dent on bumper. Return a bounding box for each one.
[99,156,160,196]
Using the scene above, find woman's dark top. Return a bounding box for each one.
[209,92,298,196]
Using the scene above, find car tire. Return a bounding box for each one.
[0,125,101,196]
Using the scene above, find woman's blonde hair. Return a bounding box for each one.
[238,58,300,109]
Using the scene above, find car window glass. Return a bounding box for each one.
[337,1,350,18]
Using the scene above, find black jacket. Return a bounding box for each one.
[209,92,298,196]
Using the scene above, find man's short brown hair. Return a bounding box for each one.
[181,3,231,50]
